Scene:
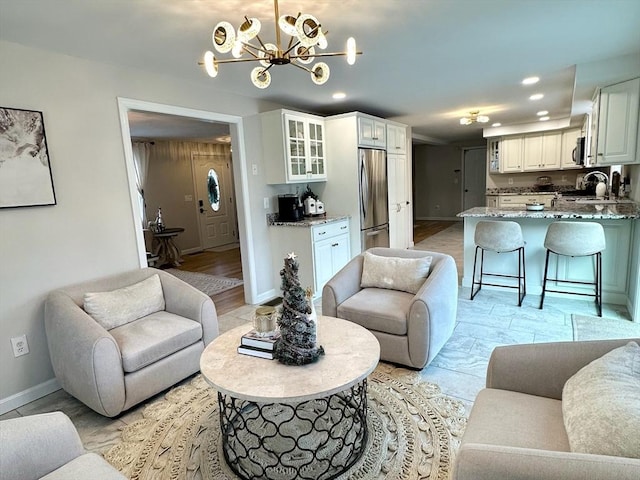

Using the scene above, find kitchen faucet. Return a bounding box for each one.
[585,171,609,198]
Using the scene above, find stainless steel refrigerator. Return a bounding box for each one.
[359,148,389,250]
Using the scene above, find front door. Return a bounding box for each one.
[193,153,238,249]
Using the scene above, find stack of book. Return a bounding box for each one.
[237,330,280,360]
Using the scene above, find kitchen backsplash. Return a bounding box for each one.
[486,185,579,195]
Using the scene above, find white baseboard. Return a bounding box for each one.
[415,216,462,221]
[0,378,61,415]
[254,289,280,305]
[181,247,202,255]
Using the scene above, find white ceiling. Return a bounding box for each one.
[1,0,640,143]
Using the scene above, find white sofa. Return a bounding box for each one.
[0,411,126,480]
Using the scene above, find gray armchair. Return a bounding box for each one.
[44,267,218,417]
[453,339,640,480]
[322,248,458,369]
[0,411,126,480]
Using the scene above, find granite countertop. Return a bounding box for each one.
[458,199,640,219]
[268,213,350,227]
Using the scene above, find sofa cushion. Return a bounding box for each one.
[360,251,432,294]
[110,311,202,373]
[83,274,165,330]
[337,287,412,335]
[462,388,570,452]
[562,341,640,459]
[41,453,126,480]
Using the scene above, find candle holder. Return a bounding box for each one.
[253,306,279,337]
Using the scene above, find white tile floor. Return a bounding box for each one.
[2,284,633,458]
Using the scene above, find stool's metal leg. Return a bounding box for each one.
[518,246,526,307]
[471,246,481,300]
[596,251,603,317]
[539,249,551,309]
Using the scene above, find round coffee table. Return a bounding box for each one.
[200,315,380,480]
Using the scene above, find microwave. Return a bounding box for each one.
[573,136,586,165]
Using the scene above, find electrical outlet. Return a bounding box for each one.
[508,178,514,185]
[561,175,567,182]
[252,164,258,175]
[11,334,29,357]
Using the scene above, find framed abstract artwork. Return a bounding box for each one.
[0,107,56,208]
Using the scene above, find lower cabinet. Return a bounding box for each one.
[497,194,554,207]
[270,219,351,297]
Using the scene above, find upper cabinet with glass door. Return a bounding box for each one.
[262,109,327,184]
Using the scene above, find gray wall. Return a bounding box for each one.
[0,39,282,409]
[413,144,464,220]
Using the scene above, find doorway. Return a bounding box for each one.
[192,153,239,249]
[462,147,487,210]
[117,98,257,305]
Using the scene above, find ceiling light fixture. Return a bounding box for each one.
[522,76,540,85]
[529,93,544,100]
[539,116,550,121]
[460,111,490,125]
[332,92,346,100]
[200,0,362,89]
[492,122,502,127]
[537,110,549,116]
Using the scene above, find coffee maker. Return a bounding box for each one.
[278,194,303,222]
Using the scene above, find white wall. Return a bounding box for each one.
[0,40,282,410]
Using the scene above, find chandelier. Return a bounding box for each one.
[201,0,361,89]
[460,111,490,125]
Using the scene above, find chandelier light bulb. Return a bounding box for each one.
[204,51,218,77]
[278,15,298,36]
[346,37,357,65]
[232,40,244,58]
[317,31,328,49]
[237,17,261,42]
[311,62,330,85]
[295,45,315,64]
[251,67,271,89]
[212,21,236,53]
[477,115,490,123]
[259,43,277,67]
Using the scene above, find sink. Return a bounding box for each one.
[574,199,633,204]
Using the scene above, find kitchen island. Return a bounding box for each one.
[457,199,640,321]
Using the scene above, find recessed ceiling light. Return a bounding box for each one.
[522,76,540,85]
[529,93,544,101]
[492,122,501,127]
[332,92,346,100]
[537,110,549,116]
[539,116,550,121]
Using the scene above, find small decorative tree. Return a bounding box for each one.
[275,252,324,365]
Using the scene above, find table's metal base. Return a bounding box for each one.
[218,379,368,480]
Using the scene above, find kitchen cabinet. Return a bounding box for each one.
[488,139,500,173]
[501,137,524,172]
[560,128,583,169]
[358,115,386,148]
[269,219,350,297]
[388,153,411,249]
[387,123,407,154]
[523,132,562,171]
[486,195,498,207]
[262,109,327,184]
[591,77,640,166]
[497,194,554,208]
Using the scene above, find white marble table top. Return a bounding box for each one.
[200,316,380,403]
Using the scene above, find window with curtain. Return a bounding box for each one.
[131,142,151,227]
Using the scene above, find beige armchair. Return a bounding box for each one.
[322,248,458,369]
[44,267,218,417]
[0,411,126,479]
[453,338,640,480]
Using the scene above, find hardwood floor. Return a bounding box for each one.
[413,220,458,244]
[168,246,246,315]
[168,223,454,315]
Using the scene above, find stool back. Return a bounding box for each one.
[544,222,606,256]
[474,221,524,253]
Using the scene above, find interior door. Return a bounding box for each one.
[463,147,487,209]
[193,153,238,249]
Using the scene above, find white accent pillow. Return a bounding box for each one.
[562,341,640,459]
[84,274,165,330]
[360,251,432,294]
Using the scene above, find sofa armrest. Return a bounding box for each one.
[453,443,640,480]
[322,255,364,317]
[407,253,458,368]
[158,270,218,345]
[45,292,125,417]
[486,338,640,400]
[0,412,85,480]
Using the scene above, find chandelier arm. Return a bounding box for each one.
[290,51,363,60]
[199,57,264,66]
[290,62,313,74]
[253,32,268,52]
[273,0,282,51]
[242,42,272,56]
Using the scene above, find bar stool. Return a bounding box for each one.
[471,220,526,306]
[540,222,605,316]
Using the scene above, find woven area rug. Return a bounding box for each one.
[166,269,243,296]
[572,314,640,341]
[104,363,467,480]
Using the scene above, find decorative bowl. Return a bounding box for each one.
[526,203,544,211]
